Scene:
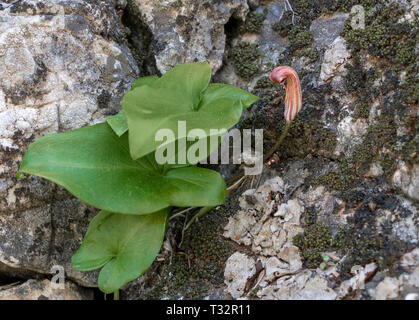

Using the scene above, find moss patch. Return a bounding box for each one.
[273,11,294,37]
[341,1,418,106]
[288,26,313,52]
[242,12,265,34]
[334,198,414,276]
[293,196,413,274]
[170,0,183,9]
[141,207,235,300]
[232,42,261,79]
[293,222,333,268]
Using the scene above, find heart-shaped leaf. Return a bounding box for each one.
[19,122,226,215]
[106,111,128,137]
[123,62,258,160]
[107,75,160,137]
[71,208,169,293]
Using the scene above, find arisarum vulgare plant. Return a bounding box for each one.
[17,62,258,295]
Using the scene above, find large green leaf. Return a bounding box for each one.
[107,75,160,137]
[131,75,159,89]
[123,63,259,160]
[106,111,128,137]
[71,208,169,293]
[18,123,226,215]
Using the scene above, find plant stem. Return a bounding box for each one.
[184,206,214,232]
[114,290,119,300]
[182,175,247,234]
[263,121,291,162]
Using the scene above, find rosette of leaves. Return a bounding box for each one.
[18,62,258,293]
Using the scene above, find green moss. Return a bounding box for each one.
[273,11,294,37]
[314,111,401,192]
[273,17,314,68]
[294,197,413,276]
[288,26,313,52]
[260,115,337,162]
[367,114,397,149]
[315,170,348,191]
[380,153,397,175]
[404,65,419,105]
[251,77,279,99]
[344,55,366,93]
[401,135,419,165]
[170,0,183,9]
[293,223,333,268]
[333,198,413,275]
[254,77,273,90]
[341,1,418,105]
[354,101,370,119]
[142,207,235,300]
[243,12,265,34]
[232,42,261,80]
[296,48,319,63]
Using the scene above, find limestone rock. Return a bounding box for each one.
[373,277,401,300]
[0,279,93,300]
[0,0,138,287]
[133,0,249,74]
[369,249,419,300]
[310,13,348,49]
[224,252,256,299]
[337,263,378,299]
[320,36,351,82]
[258,270,337,300]
[393,163,419,201]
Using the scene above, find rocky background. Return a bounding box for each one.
[0,0,417,300]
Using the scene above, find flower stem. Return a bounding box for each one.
[114,290,119,300]
[263,121,291,162]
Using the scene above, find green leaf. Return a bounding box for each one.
[131,75,159,89]
[19,123,226,215]
[106,111,128,137]
[153,62,211,110]
[71,208,169,293]
[123,63,259,160]
[199,83,259,110]
[320,253,330,262]
[107,75,160,137]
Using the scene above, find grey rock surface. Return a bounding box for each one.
[0,0,138,287]
[310,12,348,49]
[0,278,94,300]
[133,0,249,74]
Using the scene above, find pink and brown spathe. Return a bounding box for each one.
[269,66,302,122]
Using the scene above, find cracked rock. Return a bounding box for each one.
[320,36,351,83]
[133,0,249,74]
[224,252,256,299]
[258,270,337,300]
[337,263,378,299]
[0,0,138,287]
[0,279,93,300]
[393,163,419,201]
